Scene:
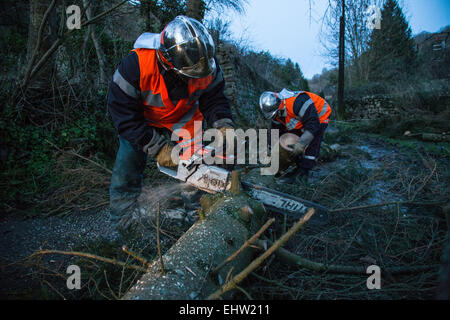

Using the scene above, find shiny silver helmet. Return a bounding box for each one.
[259,91,281,119]
[159,16,216,78]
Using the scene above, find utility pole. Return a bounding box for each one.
[337,0,345,119]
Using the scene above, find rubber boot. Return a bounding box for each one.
[109,137,147,230]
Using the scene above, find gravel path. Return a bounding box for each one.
[0,208,118,264]
[0,182,200,299]
[0,208,122,298]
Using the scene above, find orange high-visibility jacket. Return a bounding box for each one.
[131,48,216,149]
[109,33,232,156]
[275,91,332,131]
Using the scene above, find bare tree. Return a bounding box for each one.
[24,0,58,89]
[320,0,385,83]
[83,0,108,85]
[206,17,232,44]
[139,0,162,31]
[20,0,129,92]
[186,0,204,21]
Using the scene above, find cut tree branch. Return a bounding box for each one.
[26,249,148,272]
[207,208,316,300]
[212,218,275,274]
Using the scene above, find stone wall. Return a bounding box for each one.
[216,44,237,107]
[344,88,450,120]
[344,95,400,120]
[216,43,276,127]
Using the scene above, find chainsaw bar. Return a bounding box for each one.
[241,180,329,218]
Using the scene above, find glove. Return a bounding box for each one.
[143,130,167,157]
[289,142,306,158]
[156,144,178,167]
[289,130,314,158]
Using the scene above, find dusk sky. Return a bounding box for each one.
[206,0,450,79]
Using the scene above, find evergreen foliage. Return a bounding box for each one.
[367,0,418,82]
[243,52,309,92]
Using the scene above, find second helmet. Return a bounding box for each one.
[259,92,281,119]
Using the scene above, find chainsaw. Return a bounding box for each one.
[157,144,329,217]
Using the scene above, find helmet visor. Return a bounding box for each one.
[166,37,215,78]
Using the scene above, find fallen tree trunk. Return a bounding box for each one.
[420,133,450,143]
[122,173,267,300]
[404,131,450,142]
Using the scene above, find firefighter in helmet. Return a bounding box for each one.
[108,16,235,229]
[259,89,332,184]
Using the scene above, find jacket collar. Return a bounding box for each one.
[133,32,161,50]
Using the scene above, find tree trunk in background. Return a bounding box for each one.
[26,0,56,89]
[186,0,205,22]
[140,0,152,31]
[84,0,108,85]
[138,0,161,32]
[337,0,346,120]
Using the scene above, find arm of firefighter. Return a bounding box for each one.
[108,52,165,156]
[292,93,320,146]
[269,119,287,140]
[199,61,234,128]
[270,119,285,132]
